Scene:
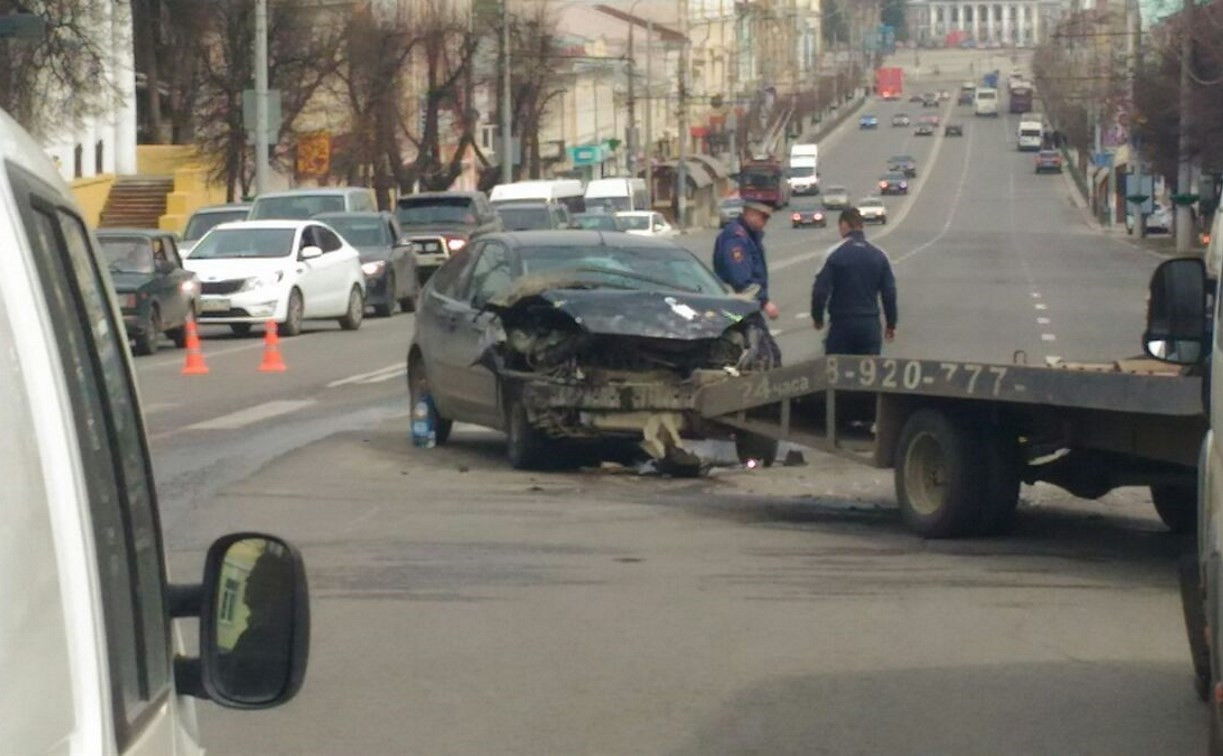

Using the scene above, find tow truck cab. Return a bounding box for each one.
[0,109,310,754]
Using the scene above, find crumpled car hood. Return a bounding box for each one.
[488,276,760,341]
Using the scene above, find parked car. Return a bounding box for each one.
[185,220,366,336]
[96,229,199,355]
[616,211,677,238]
[858,114,879,129]
[944,123,964,136]
[718,196,744,226]
[858,197,888,224]
[395,191,502,287]
[572,212,627,231]
[0,106,310,756]
[407,231,777,470]
[181,203,250,256]
[248,187,376,220]
[496,201,572,231]
[791,207,828,228]
[1034,150,1063,173]
[316,211,418,315]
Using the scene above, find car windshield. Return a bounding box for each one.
[585,197,631,213]
[884,174,905,181]
[790,166,815,178]
[573,214,621,231]
[100,238,155,274]
[825,186,847,195]
[324,217,390,247]
[617,214,651,231]
[518,245,726,295]
[184,209,249,241]
[860,199,883,208]
[250,194,347,220]
[396,197,476,226]
[741,171,780,189]
[497,206,553,230]
[189,228,296,259]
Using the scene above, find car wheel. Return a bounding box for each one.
[399,295,417,314]
[505,387,550,470]
[374,274,396,317]
[167,321,188,349]
[133,306,160,356]
[282,288,304,337]
[408,350,453,446]
[230,323,253,337]
[339,286,365,330]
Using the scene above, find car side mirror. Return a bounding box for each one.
[1144,257,1209,365]
[300,245,323,260]
[171,533,310,709]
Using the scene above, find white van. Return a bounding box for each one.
[0,108,310,755]
[788,144,820,195]
[974,88,999,117]
[584,177,649,214]
[489,179,586,214]
[1017,118,1043,151]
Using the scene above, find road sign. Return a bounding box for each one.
[569,145,605,166]
[242,89,282,144]
[295,132,331,177]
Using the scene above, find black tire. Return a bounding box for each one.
[133,307,160,356]
[374,274,396,317]
[1179,552,1212,703]
[230,323,254,337]
[894,409,988,538]
[282,288,304,337]
[167,323,188,349]
[976,428,1022,535]
[399,295,417,314]
[735,432,779,468]
[407,351,452,446]
[339,286,365,330]
[1152,484,1197,533]
[505,389,550,470]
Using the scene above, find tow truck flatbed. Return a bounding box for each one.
[696,354,1205,538]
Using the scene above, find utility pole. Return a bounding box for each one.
[677,0,689,229]
[645,18,654,207]
[501,0,513,184]
[627,21,637,178]
[254,0,269,195]
[1175,0,1193,253]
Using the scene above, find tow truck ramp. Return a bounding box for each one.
[696,355,1205,538]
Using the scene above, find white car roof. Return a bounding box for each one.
[211,220,313,231]
[615,211,653,218]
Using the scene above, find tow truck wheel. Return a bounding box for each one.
[1152,484,1198,533]
[506,392,550,470]
[975,429,1022,535]
[895,409,987,538]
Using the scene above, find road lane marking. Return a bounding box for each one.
[890,106,975,265]
[187,400,317,431]
[328,363,404,388]
[1030,292,1042,298]
[1041,334,1057,342]
[1035,303,1048,310]
[359,366,408,385]
[794,312,810,319]
[1037,317,1051,325]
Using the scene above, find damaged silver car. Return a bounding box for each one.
[407,231,779,471]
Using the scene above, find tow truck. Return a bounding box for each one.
[692,260,1206,539]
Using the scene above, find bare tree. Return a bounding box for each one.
[0,0,114,137]
[130,0,211,143]
[193,0,344,200]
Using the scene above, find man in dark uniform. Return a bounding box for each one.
[713,200,782,365]
[810,207,898,355]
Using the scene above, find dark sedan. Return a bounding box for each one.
[878,173,909,195]
[957,92,974,106]
[396,191,502,287]
[97,229,198,355]
[944,123,964,136]
[914,123,935,136]
[791,207,828,228]
[1035,150,1064,173]
[317,211,418,315]
[407,232,778,470]
[886,155,917,178]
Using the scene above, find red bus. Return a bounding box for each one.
[1010,83,1033,114]
[738,160,790,208]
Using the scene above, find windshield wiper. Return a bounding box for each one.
[571,266,700,294]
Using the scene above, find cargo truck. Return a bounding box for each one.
[875,67,904,100]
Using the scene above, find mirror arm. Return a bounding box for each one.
[166,582,204,618]
[173,656,210,700]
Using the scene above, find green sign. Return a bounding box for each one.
[569,145,604,166]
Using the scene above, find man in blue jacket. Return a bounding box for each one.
[713,200,781,365]
[810,207,898,355]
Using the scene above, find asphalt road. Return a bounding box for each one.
[139,51,1206,755]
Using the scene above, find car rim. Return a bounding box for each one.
[904,432,947,517]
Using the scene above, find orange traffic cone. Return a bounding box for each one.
[181,317,210,375]
[259,319,287,373]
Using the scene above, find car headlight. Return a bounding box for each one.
[241,271,285,292]
[180,279,198,294]
[362,261,387,277]
[446,237,467,252]
[814,213,824,221]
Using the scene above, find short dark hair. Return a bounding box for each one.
[840,208,864,229]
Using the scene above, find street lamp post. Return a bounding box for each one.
[501,0,513,184]
[254,0,269,195]
[677,0,689,229]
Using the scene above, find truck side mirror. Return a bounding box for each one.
[1144,257,1209,365]
[172,533,310,709]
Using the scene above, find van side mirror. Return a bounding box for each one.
[172,533,310,709]
[1144,257,1209,365]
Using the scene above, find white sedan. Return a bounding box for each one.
[857,197,888,224]
[615,211,677,238]
[185,220,366,336]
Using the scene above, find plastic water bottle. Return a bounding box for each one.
[411,395,436,448]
